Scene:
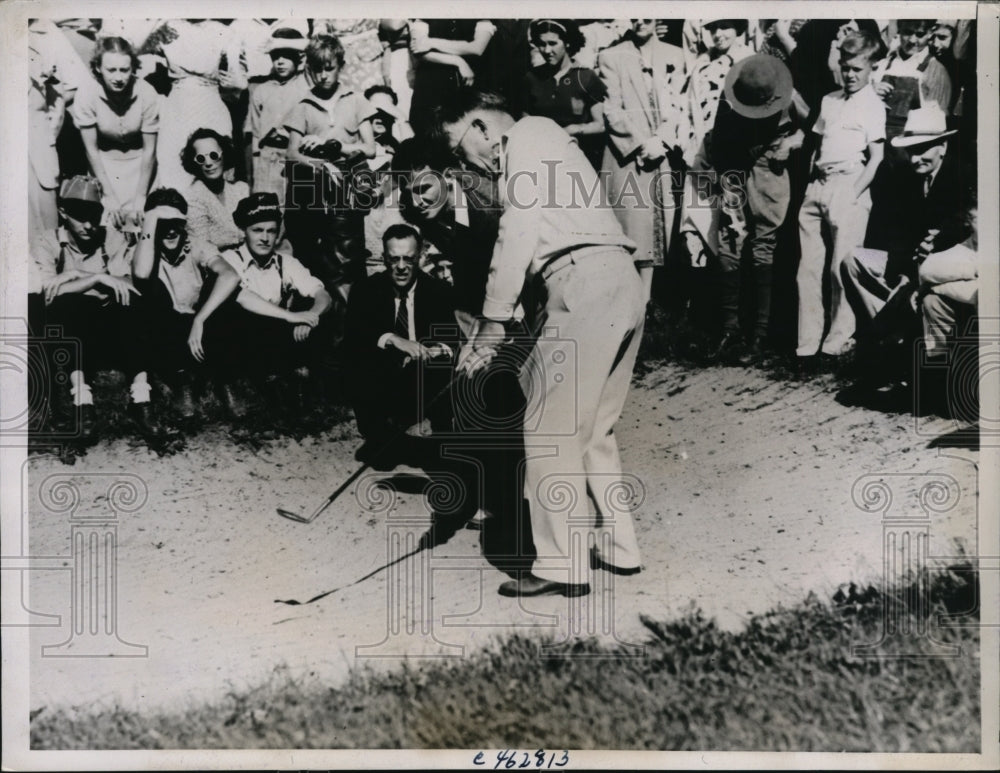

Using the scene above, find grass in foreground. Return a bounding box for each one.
[31,565,980,751]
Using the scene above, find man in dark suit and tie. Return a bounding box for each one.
[839,106,974,406]
[345,223,458,469]
[842,106,973,337]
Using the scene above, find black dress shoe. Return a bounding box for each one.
[498,573,590,598]
[590,547,641,576]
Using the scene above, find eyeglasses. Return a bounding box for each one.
[384,254,418,265]
[195,150,222,165]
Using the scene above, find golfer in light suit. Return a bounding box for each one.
[439,91,646,598]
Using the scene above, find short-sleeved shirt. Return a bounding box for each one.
[129,236,219,314]
[222,245,324,307]
[71,77,160,156]
[524,66,607,128]
[30,226,131,296]
[283,86,377,148]
[246,73,311,148]
[813,83,886,166]
[524,66,608,169]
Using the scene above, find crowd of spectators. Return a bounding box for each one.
[26,17,979,444]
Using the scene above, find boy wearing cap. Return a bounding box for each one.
[129,188,242,419]
[29,175,154,436]
[245,27,310,201]
[795,30,885,361]
[220,193,334,407]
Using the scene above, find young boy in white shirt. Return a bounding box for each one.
[796,31,886,360]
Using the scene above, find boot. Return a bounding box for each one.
[740,264,773,365]
[130,401,163,441]
[216,379,250,420]
[174,371,197,421]
[711,270,743,363]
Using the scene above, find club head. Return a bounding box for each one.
[277,508,311,523]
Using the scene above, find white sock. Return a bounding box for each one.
[130,372,151,404]
[69,371,93,407]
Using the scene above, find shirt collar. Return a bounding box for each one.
[842,82,872,99]
[449,178,470,227]
[98,85,139,107]
[56,225,102,255]
[302,85,354,109]
[238,243,279,270]
[395,278,417,299]
[499,132,511,183]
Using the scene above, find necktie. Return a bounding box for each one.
[394,294,409,339]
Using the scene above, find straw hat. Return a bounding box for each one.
[890,106,957,147]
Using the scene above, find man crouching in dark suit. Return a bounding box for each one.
[346,223,458,470]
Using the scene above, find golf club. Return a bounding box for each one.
[274,358,479,524]
[276,461,371,523]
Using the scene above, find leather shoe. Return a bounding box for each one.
[590,547,641,576]
[711,330,745,364]
[498,573,590,598]
[218,381,250,419]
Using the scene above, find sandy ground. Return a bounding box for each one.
[24,361,980,715]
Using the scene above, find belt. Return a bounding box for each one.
[813,160,863,181]
[539,245,626,281]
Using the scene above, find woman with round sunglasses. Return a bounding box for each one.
[181,128,249,251]
[523,19,608,171]
[144,18,236,190]
[72,36,159,231]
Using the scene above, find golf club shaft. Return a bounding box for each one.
[277,368,463,523]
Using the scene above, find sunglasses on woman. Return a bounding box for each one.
[195,150,222,165]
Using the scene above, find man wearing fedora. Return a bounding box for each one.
[702,53,803,360]
[841,105,973,338]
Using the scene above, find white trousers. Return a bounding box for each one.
[522,249,646,583]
